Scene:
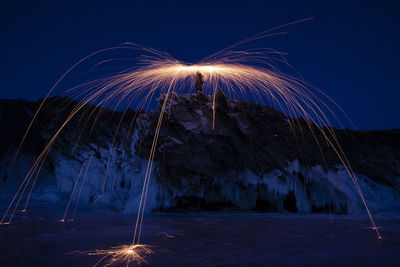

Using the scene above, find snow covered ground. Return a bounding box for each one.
[1,204,399,266]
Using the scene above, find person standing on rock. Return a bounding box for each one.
[196,71,203,93]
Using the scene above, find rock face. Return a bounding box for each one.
[0,94,399,215]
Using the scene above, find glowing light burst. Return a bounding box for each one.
[74,244,154,267]
[0,18,383,267]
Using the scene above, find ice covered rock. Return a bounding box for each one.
[0,94,399,215]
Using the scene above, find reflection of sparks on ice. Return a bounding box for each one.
[75,244,153,266]
[156,232,176,239]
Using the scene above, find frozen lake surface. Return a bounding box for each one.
[1,204,399,266]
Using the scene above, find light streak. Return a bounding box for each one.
[72,155,93,221]
[1,19,383,265]
[61,160,86,223]
[73,244,153,267]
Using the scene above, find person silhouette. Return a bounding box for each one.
[196,71,203,92]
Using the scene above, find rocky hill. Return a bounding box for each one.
[0,93,399,215]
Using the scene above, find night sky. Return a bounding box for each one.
[1,0,399,130]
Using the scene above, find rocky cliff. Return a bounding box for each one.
[0,93,399,215]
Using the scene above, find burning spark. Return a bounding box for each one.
[1,18,383,267]
[74,244,153,266]
[0,44,382,240]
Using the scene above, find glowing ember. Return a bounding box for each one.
[74,244,153,266]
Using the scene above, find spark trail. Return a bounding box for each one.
[1,19,382,266]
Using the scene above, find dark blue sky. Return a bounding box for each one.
[1,0,399,129]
